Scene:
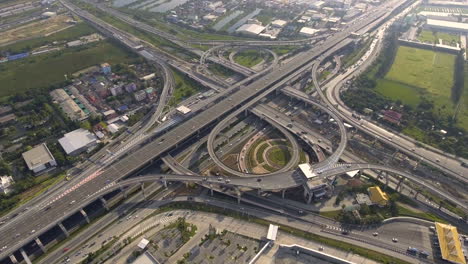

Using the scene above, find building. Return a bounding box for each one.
[236,24,266,36]
[426,19,468,33]
[140,73,155,81]
[103,109,117,120]
[58,128,98,156]
[355,193,372,206]
[0,176,14,195]
[145,87,156,100]
[0,114,16,126]
[271,19,287,28]
[137,238,150,250]
[22,143,57,174]
[101,63,112,75]
[382,110,402,125]
[125,83,137,93]
[107,123,119,134]
[50,89,88,121]
[134,90,146,102]
[434,222,466,264]
[299,27,319,37]
[266,224,279,241]
[176,105,191,115]
[367,186,389,207]
[110,84,123,96]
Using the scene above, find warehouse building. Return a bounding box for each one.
[434,222,466,264]
[50,89,88,121]
[299,27,319,37]
[236,24,266,36]
[426,19,468,33]
[58,128,98,155]
[22,143,57,174]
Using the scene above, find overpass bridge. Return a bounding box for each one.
[0,0,414,261]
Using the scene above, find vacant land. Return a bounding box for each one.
[0,42,134,97]
[377,46,458,119]
[0,22,96,54]
[0,15,73,45]
[168,69,204,106]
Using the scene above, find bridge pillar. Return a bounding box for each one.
[35,237,46,253]
[58,222,69,237]
[120,186,128,198]
[281,189,286,199]
[20,249,32,264]
[307,193,312,204]
[9,254,18,264]
[140,183,146,200]
[100,197,109,211]
[163,180,168,189]
[414,191,419,199]
[396,177,404,192]
[209,184,213,196]
[80,209,90,224]
[438,203,443,210]
[257,188,262,196]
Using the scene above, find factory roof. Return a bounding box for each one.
[427,19,468,31]
[176,105,191,115]
[58,128,97,155]
[368,186,389,206]
[435,222,466,264]
[236,24,266,35]
[271,19,287,27]
[22,143,55,171]
[298,163,316,179]
[267,224,279,241]
[299,27,319,36]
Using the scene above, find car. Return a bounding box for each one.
[392,238,398,243]
[44,206,52,211]
[69,200,76,205]
[30,230,36,234]
[372,232,378,236]
[15,233,20,238]
[419,251,429,258]
[341,230,349,235]
[318,246,324,251]
[63,247,70,252]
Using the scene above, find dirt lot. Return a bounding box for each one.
[0,14,73,45]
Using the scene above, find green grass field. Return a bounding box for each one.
[386,46,455,94]
[168,69,204,106]
[233,49,264,68]
[418,30,459,46]
[378,46,461,123]
[0,41,134,97]
[267,147,291,166]
[375,79,421,106]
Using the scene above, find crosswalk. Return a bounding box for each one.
[324,224,353,234]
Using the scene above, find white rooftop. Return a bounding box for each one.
[58,128,97,155]
[267,224,279,241]
[299,27,319,36]
[236,24,265,35]
[346,170,360,177]
[137,238,149,250]
[271,19,287,27]
[176,105,192,115]
[298,163,316,179]
[427,19,468,31]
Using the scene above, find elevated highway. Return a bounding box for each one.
[0,0,413,260]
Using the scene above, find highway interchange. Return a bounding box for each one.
[0,0,467,262]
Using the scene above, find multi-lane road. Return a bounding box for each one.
[2,0,467,262]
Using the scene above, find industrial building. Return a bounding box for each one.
[434,222,467,264]
[367,186,389,207]
[236,24,266,36]
[425,19,468,33]
[0,176,14,194]
[271,19,287,28]
[58,128,98,156]
[299,27,319,37]
[22,143,57,174]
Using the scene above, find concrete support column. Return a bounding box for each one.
[307,193,312,204]
[237,192,241,204]
[209,184,213,196]
[58,222,69,237]
[80,209,90,224]
[9,254,18,264]
[257,188,262,196]
[281,189,286,199]
[163,179,168,188]
[439,203,443,210]
[414,191,419,199]
[396,177,404,191]
[35,237,46,253]
[100,197,109,211]
[20,249,32,264]
[140,183,146,200]
[120,186,128,198]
